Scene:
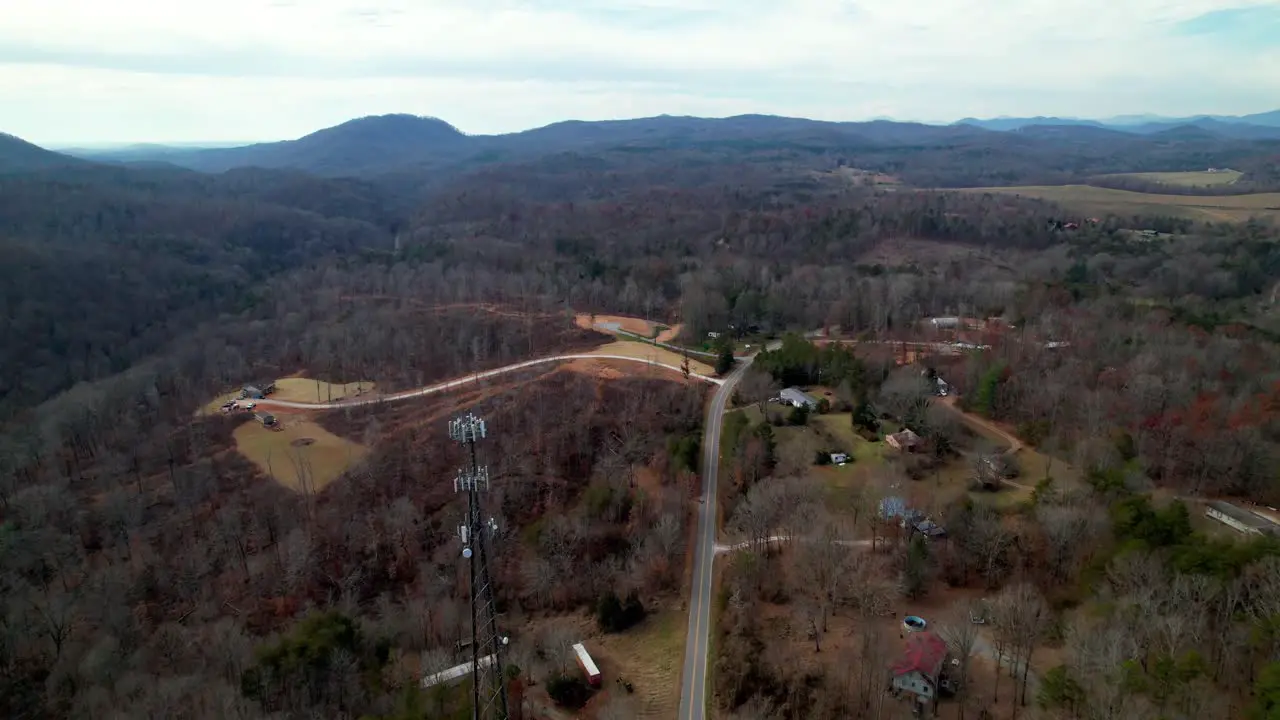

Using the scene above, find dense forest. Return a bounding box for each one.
[1,115,1279,719]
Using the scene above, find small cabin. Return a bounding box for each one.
[241,382,276,400]
[254,412,277,427]
[572,642,601,687]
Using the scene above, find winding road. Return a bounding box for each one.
[678,355,755,719]
[255,353,723,411]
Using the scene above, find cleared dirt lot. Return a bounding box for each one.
[574,313,657,337]
[232,417,367,492]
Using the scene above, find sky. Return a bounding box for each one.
[2,0,1279,146]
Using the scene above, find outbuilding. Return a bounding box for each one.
[778,387,819,409]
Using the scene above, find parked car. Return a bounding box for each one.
[241,401,257,410]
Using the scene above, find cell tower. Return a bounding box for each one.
[450,413,510,720]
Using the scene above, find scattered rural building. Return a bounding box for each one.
[830,452,850,465]
[928,317,961,330]
[240,382,276,399]
[879,496,924,526]
[881,496,946,538]
[1205,501,1280,536]
[778,387,819,409]
[912,519,947,540]
[974,454,1014,489]
[572,642,602,687]
[932,377,951,396]
[254,412,277,427]
[420,654,496,689]
[890,631,950,707]
[886,428,922,452]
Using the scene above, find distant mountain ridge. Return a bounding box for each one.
[957,109,1280,139]
[23,110,1280,187]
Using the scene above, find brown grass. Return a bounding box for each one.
[271,377,376,403]
[588,340,715,376]
[232,418,367,492]
[655,323,682,344]
[589,609,686,719]
[958,184,1280,222]
[1099,170,1243,187]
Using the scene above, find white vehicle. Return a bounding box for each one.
[241,401,257,410]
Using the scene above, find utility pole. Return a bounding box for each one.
[451,413,510,720]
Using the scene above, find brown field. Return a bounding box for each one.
[958,184,1280,222]
[232,418,367,492]
[655,323,682,344]
[588,340,715,376]
[271,377,376,403]
[575,313,656,337]
[1099,170,1243,187]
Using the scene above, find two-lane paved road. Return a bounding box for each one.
[678,356,753,719]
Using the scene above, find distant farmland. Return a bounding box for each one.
[1097,170,1243,187]
[958,184,1280,222]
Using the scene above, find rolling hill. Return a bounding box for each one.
[84,114,473,175]
[0,132,90,173]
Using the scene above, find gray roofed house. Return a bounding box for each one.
[1205,501,1280,536]
[778,387,819,409]
[241,381,276,400]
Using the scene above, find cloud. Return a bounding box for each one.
[2,0,1278,144]
[1174,5,1280,49]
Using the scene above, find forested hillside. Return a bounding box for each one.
[70,114,1280,188]
[1,116,1279,719]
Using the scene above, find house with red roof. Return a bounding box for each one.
[890,631,949,708]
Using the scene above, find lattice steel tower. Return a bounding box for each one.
[450,413,510,720]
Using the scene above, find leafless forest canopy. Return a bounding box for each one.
[0,115,1279,719]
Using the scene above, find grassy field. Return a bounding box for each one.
[591,609,685,719]
[1100,170,1243,187]
[232,418,367,492]
[198,377,375,415]
[960,184,1280,222]
[271,377,376,403]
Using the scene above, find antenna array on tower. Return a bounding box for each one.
[451,412,509,720]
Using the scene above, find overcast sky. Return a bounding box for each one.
[3,0,1279,146]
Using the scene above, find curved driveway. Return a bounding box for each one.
[256,353,723,410]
